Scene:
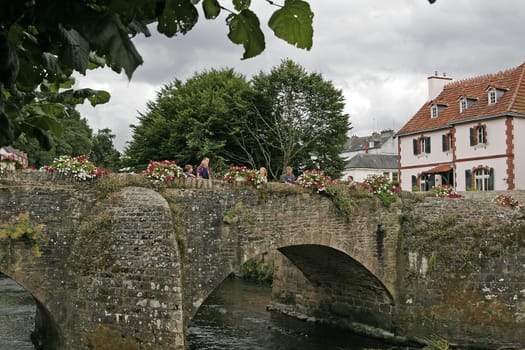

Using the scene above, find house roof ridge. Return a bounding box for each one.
[445,63,523,90]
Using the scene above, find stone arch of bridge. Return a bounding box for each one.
[275,244,395,331]
[0,271,62,349]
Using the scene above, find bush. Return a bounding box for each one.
[493,194,523,210]
[41,155,109,181]
[361,175,399,207]
[142,160,184,187]
[431,185,462,198]
[239,258,274,283]
[296,170,335,193]
[223,166,265,188]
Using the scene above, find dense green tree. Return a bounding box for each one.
[125,68,253,173]
[13,110,93,168]
[90,128,121,171]
[0,0,314,148]
[247,60,350,179]
[126,62,350,179]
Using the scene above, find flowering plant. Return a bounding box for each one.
[431,184,462,198]
[0,154,25,177]
[0,154,24,169]
[41,155,109,181]
[296,170,333,193]
[493,194,523,210]
[361,175,399,206]
[142,160,184,186]
[223,166,264,188]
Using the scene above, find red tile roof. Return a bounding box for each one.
[397,63,525,135]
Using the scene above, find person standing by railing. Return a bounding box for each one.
[197,157,212,179]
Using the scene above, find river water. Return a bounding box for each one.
[0,274,394,349]
[187,277,394,350]
[0,275,35,350]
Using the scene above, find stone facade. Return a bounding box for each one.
[0,172,524,349]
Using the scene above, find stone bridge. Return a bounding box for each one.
[0,172,524,349]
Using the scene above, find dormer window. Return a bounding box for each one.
[459,97,468,112]
[458,96,478,112]
[430,102,447,118]
[430,104,438,118]
[488,88,497,104]
[487,86,505,105]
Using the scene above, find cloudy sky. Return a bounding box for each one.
[75,0,525,151]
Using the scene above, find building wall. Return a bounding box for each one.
[399,129,453,169]
[514,118,525,189]
[455,118,507,160]
[455,157,507,191]
[341,168,398,183]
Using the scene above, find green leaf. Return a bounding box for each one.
[226,10,265,59]
[79,11,143,79]
[0,108,15,147]
[268,0,313,50]
[60,78,76,89]
[233,0,250,11]
[0,34,19,88]
[88,52,106,70]
[58,25,90,74]
[107,0,159,24]
[26,111,64,137]
[157,0,199,37]
[16,51,45,92]
[87,90,111,106]
[128,19,151,37]
[42,53,64,77]
[57,88,111,106]
[203,0,220,19]
[27,126,53,150]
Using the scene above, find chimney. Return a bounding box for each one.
[428,71,452,101]
[364,141,369,154]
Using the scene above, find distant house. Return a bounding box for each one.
[0,146,29,170]
[341,130,398,182]
[343,153,398,183]
[396,63,525,191]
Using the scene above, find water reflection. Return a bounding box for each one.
[0,274,35,350]
[187,277,393,350]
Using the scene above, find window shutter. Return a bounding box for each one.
[469,128,475,146]
[488,168,494,190]
[425,137,431,154]
[411,175,417,188]
[442,134,446,151]
[413,139,418,155]
[465,169,471,189]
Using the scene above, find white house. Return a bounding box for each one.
[396,63,525,191]
[343,153,398,183]
[341,130,398,182]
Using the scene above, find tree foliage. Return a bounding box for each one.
[90,128,121,171]
[125,62,350,179]
[13,110,94,168]
[247,60,350,179]
[0,0,314,148]
[125,68,253,173]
